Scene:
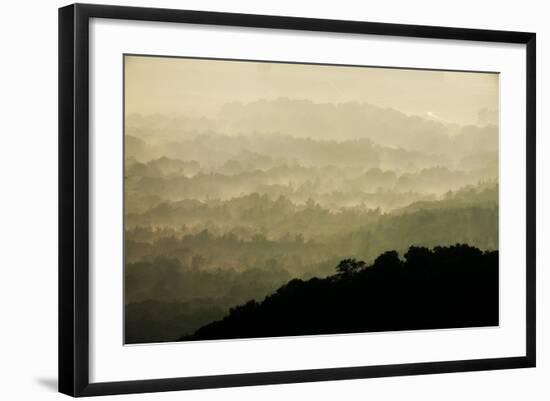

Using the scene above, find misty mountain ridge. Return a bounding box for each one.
[126,98,497,156]
[125,133,496,178]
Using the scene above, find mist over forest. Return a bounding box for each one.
[124,95,498,344]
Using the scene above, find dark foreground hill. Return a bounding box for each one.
[182,244,498,341]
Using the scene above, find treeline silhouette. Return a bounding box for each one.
[181,244,498,341]
[126,186,498,260]
[125,149,497,210]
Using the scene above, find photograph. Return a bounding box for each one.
[123,55,500,344]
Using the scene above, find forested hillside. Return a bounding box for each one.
[184,244,498,341]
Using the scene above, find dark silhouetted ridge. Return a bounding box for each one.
[181,244,498,341]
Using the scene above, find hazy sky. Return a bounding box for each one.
[125,55,499,126]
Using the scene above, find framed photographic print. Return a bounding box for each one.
[58,3,536,397]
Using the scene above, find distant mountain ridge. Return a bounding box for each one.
[126,98,498,157]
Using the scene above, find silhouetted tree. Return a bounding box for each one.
[373,250,401,269]
[336,258,366,275]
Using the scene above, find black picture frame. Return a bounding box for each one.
[59,3,536,397]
